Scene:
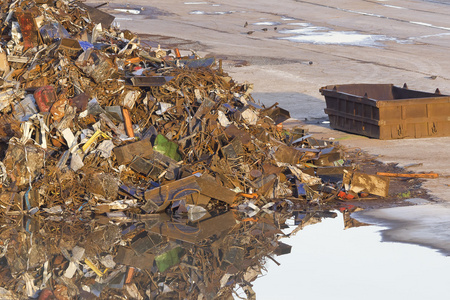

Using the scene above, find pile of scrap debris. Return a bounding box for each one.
[0,1,395,299]
[0,0,386,220]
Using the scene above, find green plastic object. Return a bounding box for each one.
[155,247,184,272]
[153,134,182,161]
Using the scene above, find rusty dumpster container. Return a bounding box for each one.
[320,83,450,139]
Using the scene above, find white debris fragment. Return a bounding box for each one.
[218,110,232,127]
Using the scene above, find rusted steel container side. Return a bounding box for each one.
[320,84,450,139]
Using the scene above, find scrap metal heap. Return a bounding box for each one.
[0,0,371,222]
[0,1,394,299]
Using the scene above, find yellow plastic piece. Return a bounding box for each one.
[84,258,104,277]
[81,130,110,152]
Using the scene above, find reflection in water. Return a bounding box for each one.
[253,211,450,300]
[342,208,370,230]
[0,203,349,299]
[6,207,449,300]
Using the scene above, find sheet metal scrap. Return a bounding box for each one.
[0,1,393,299]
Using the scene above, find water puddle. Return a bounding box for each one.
[184,1,209,4]
[1,204,449,298]
[87,2,173,19]
[280,30,392,46]
[281,16,297,21]
[382,4,406,9]
[252,21,283,26]
[252,211,450,300]
[277,22,395,47]
[184,1,234,14]
[189,10,239,15]
[114,8,141,15]
[240,16,404,47]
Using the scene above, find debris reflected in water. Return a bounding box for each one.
[253,210,450,300]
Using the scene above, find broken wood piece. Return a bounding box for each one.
[125,57,141,65]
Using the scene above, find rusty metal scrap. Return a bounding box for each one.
[0,1,406,299]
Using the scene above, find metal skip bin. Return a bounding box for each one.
[320,83,450,140]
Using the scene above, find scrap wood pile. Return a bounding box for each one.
[0,0,392,299]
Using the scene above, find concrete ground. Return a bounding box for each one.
[90,0,450,253]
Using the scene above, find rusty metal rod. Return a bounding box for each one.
[376,172,439,178]
[122,107,135,138]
